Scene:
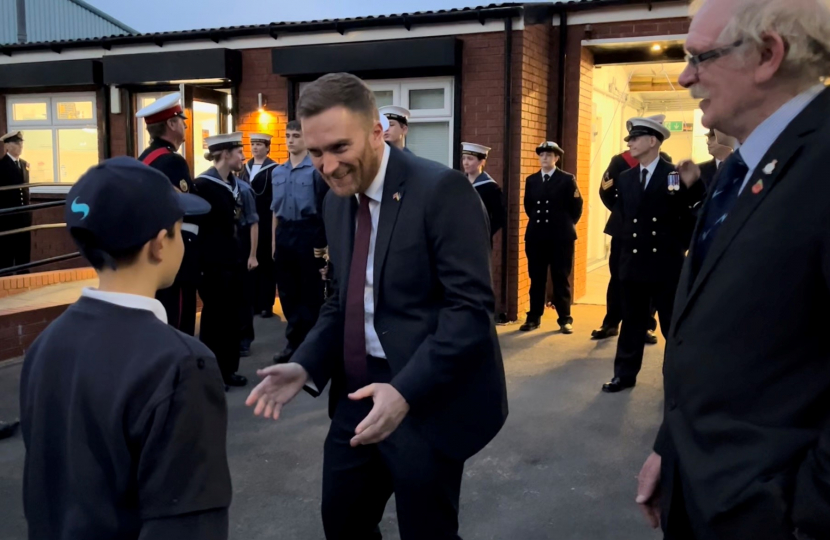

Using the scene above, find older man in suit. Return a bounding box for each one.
[246,73,507,540]
[635,1,830,539]
[0,131,31,273]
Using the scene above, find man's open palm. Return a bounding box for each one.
[245,363,309,420]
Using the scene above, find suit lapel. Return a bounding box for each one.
[674,88,830,327]
[645,159,668,198]
[621,166,643,215]
[373,147,407,307]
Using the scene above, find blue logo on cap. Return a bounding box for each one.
[71,197,89,220]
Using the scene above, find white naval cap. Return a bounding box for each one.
[135,93,187,124]
[461,142,491,160]
[536,141,564,157]
[379,111,390,132]
[625,114,671,142]
[379,105,410,125]
[249,133,272,144]
[1,131,23,143]
[205,132,244,153]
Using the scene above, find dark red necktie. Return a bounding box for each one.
[343,194,371,388]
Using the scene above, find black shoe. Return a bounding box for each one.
[591,325,619,339]
[645,330,658,345]
[0,420,20,440]
[224,374,248,388]
[261,310,274,319]
[560,323,574,334]
[273,348,295,364]
[520,318,541,332]
[602,377,636,393]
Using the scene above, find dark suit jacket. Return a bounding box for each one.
[524,169,583,243]
[616,159,702,283]
[474,181,506,240]
[599,154,635,237]
[0,154,31,232]
[697,159,719,192]
[294,146,508,462]
[656,88,830,540]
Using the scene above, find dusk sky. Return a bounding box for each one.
[84,0,515,33]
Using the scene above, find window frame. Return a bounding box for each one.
[6,92,99,194]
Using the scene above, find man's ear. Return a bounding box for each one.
[147,229,168,263]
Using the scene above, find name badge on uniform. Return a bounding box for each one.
[667,171,680,192]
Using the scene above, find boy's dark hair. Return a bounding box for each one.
[296,73,376,127]
[286,120,302,132]
[71,227,176,271]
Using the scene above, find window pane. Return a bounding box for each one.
[193,100,221,175]
[13,102,48,122]
[58,129,98,184]
[409,89,444,110]
[373,90,394,108]
[406,122,450,166]
[56,100,94,121]
[20,130,54,183]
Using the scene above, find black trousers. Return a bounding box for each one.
[156,230,199,336]
[602,237,657,331]
[0,227,30,274]
[322,358,464,540]
[274,224,325,351]
[613,280,676,383]
[526,238,574,323]
[252,235,277,313]
[237,225,255,345]
[199,267,243,380]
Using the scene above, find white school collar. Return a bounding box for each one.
[81,288,167,324]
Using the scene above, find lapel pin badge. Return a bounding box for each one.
[752,179,764,195]
[763,160,777,175]
[392,192,402,202]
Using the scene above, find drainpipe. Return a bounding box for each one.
[16,0,26,43]
[499,16,513,322]
[557,11,568,144]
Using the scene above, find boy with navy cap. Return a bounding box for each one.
[19,157,232,540]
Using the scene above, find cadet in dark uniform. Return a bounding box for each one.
[20,157,230,540]
[239,133,279,317]
[195,132,248,388]
[136,93,201,336]
[0,131,31,273]
[236,178,259,357]
[602,117,704,393]
[520,141,583,334]
[461,142,506,243]
[270,120,329,364]
[593,149,661,344]
[380,105,414,154]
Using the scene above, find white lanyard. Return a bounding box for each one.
[197,173,239,199]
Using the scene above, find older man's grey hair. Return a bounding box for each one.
[692,0,830,87]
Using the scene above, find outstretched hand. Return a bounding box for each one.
[348,383,410,447]
[245,363,309,420]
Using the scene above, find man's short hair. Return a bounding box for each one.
[286,120,302,132]
[71,228,174,271]
[146,122,168,140]
[296,73,377,127]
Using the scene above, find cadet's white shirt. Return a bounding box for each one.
[81,288,167,324]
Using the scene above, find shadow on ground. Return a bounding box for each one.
[0,304,665,539]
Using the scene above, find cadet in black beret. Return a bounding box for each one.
[19,157,232,540]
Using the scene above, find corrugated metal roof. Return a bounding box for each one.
[0,0,680,51]
[0,0,135,45]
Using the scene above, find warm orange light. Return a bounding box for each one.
[258,111,273,124]
[651,44,663,52]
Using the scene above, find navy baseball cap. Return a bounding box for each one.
[66,157,210,253]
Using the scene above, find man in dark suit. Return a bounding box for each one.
[0,131,31,273]
[593,150,660,343]
[635,1,830,539]
[697,129,733,191]
[520,141,582,333]
[601,116,703,393]
[246,73,508,539]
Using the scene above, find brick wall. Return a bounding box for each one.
[109,100,128,157]
[0,268,95,299]
[0,304,69,361]
[236,49,290,164]
[587,17,690,40]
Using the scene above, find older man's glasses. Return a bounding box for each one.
[685,40,744,70]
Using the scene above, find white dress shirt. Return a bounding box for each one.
[639,155,661,189]
[250,163,262,178]
[736,83,825,194]
[541,167,556,179]
[81,288,168,324]
[354,142,391,358]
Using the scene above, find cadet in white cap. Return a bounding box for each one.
[520,141,583,334]
[135,93,203,336]
[195,132,249,390]
[602,115,704,394]
[380,105,413,154]
[239,133,279,321]
[461,142,505,245]
[0,131,31,273]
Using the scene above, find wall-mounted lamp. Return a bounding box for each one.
[651,44,663,52]
[110,86,122,114]
[258,93,267,112]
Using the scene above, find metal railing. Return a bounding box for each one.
[0,183,80,277]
